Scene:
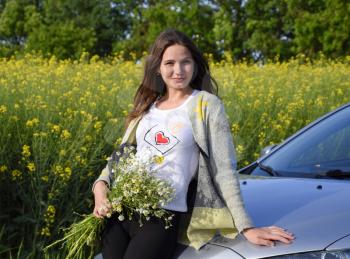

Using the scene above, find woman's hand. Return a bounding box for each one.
[93,181,111,218]
[242,226,294,246]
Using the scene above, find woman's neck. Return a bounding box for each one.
[156,87,194,109]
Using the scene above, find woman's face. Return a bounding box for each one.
[159,44,195,92]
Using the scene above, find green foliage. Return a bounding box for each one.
[213,0,245,60]
[0,1,350,64]
[289,0,350,58]
[26,21,96,59]
[244,0,294,61]
[0,0,129,59]
[0,0,26,41]
[113,0,217,60]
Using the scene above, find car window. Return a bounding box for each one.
[257,106,350,178]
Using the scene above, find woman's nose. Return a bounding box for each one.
[174,63,183,75]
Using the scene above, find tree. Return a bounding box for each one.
[0,0,130,58]
[26,21,96,59]
[212,0,247,60]
[286,0,326,57]
[1,0,350,60]
[244,0,294,61]
[287,0,350,58]
[113,0,218,59]
[321,0,350,57]
[40,0,128,57]
[0,0,27,45]
[0,0,40,56]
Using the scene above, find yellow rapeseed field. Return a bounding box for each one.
[0,53,349,257]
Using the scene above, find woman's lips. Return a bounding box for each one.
[173,78,185,82]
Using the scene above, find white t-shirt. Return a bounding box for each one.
[135,90,199,212]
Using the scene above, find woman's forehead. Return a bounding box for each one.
[162,44,192,60]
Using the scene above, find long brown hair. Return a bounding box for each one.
[126,29,218,126]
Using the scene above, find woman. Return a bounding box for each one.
[92,29,294,259]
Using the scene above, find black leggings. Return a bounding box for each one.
[101,211,181,259]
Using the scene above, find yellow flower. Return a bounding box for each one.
[47,205,56,214]
[22,145,31,158]
[85,135,93,142]
[59,149,67,157]
[0,165,8,173]
[75,155,81,163]
[40,227,51,237]
[27,162,36,172]
[154,155,164,165]
[41,205,56,237]
[61,129,71,140]
[106,111,113,118]
[10,116,19,122]
[54,165,63,175]
[236,145,245,156]
[26,118,40,128]
[11,169,22,180]
[0,105,7,114]
[231,123,240,134]
[51,125,61,134]
[64,167,72,177]
[44,205,56,224]
[336,88,343,96]
[53,165,71,181]
[115,137,122,146]
[94,121,103,132]
[48,192,54,200]
[41,175,49,182]
[109,118,118,124]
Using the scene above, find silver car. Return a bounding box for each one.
[175,102,350,259]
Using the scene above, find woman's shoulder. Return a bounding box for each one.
[190,90,223,107]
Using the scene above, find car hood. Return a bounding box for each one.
[209,176,350,259]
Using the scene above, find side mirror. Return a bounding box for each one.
[260,144,278,157]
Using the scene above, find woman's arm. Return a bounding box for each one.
[207,99,294,245]
[92,180,111,218]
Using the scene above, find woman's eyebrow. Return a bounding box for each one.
[163,56,192,62]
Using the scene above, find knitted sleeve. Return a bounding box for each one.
[91,154,114,192]
[207,98,254,232]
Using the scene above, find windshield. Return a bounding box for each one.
[259,105,350,179]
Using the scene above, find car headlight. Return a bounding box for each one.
[269,249,350,259]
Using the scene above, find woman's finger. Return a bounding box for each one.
[104,201,112,209]
[260,230,293,244]
[266,227,295,240]
[256,237,275,247]
[268,226,294,235]
[93,208,103,218]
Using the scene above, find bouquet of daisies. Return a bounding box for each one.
[44,145,175,258]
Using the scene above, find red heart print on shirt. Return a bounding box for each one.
[155,131,170,145]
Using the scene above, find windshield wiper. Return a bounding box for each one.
[257,163,280,176]
[315,169,350,179]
